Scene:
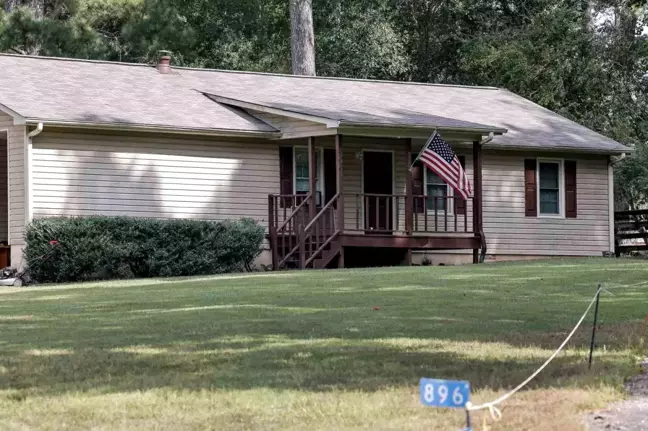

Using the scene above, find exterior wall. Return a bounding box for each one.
[247,110,333,139]
[481,151,610,256]
[414,150,611,259]
[29,128,612,268]
[276,137,612,258]
[31,130,280,230]
[0,112,26,267]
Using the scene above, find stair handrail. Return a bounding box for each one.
[303,194,341,267]
[273,193,313,269]
[304,193,339,232]
[276,193,312,233]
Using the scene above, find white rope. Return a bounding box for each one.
[465,285,603,421]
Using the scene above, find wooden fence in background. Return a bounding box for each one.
[615,209,648,256]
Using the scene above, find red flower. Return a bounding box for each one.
[49,240,59,246]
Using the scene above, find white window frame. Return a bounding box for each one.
[293,146,324,204]
[536,158,565,218]
[424,167,454,215]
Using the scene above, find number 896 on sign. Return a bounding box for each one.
[419,378,470,408]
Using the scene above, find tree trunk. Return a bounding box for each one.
[4,0,20,13]
[289,0,316,76]
[4,0,44,17]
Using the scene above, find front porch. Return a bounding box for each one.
[268,134,486,270]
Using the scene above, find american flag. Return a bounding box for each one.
[414,132,472,199]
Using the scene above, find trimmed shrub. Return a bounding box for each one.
[24,216,265,283]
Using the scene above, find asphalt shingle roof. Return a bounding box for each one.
[0,54,630,153]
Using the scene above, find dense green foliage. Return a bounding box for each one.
[2,0,648,207]
[23,216,264,282]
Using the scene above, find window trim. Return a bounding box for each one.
[536,158,565,218]
[423,166,454,215]
[293,146,325,202]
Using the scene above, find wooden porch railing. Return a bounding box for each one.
[268,193,341,269]
[268,193,312,269]
[352,194,473,234]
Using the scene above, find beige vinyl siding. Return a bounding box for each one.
[0,112,25,245]
[337,138,609,255]
[247,110,334,139]
[480,153,610,255]
[31,130,279,228]
[29,127,612,258]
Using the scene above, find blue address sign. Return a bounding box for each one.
[419,378,471,408]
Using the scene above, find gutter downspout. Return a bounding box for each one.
[610,152,626,165]
[608,153,625,256]
[27,123,43,138]
[475,132,493,263]
[25,123,43,223]
[479,132,494,146]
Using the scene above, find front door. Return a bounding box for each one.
[363,151,393,233]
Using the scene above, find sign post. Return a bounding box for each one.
[419,378,472,430]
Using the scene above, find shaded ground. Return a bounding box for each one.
[586,359,648,431]
[0,258,645,430]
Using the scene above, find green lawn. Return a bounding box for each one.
[0,259,646,430]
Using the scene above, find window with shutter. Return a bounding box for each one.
[410,156,425,213]
[411,154,460,214]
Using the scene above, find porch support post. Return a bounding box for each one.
[336,134,345,269]
[308,136,316,220]
[405,139,413,235]
[472,140,483,264]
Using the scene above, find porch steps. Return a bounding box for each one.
[312,239,341,269]
[277,235,341,270]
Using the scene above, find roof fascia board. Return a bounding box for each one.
[0,103,26,125]
[340,121,507,135]
[486,143,631,155]
[25,119,282,139]
[338,126,485,142]
[206,94,340,128]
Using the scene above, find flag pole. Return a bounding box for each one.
[409,130,437,172]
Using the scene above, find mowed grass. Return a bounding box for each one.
[0,259,646,430]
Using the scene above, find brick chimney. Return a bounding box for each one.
[157,50,172,74]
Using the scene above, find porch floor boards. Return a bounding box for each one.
[340,233,480,249]
[271,232,480,250]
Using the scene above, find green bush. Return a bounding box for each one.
[24,216,265,283]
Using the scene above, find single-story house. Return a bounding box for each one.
[0,53,630,269]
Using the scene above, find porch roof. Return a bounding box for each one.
[204,93,507,135]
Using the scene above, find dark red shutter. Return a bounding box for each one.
[454,155,467,215]
[565,160,577,218]
[279,147,293,207]
[411,155,425,213]
[524,159,537,217]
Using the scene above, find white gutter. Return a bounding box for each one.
[608,158,616,254]
[25,122,43,224]
[26,120,281,139]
